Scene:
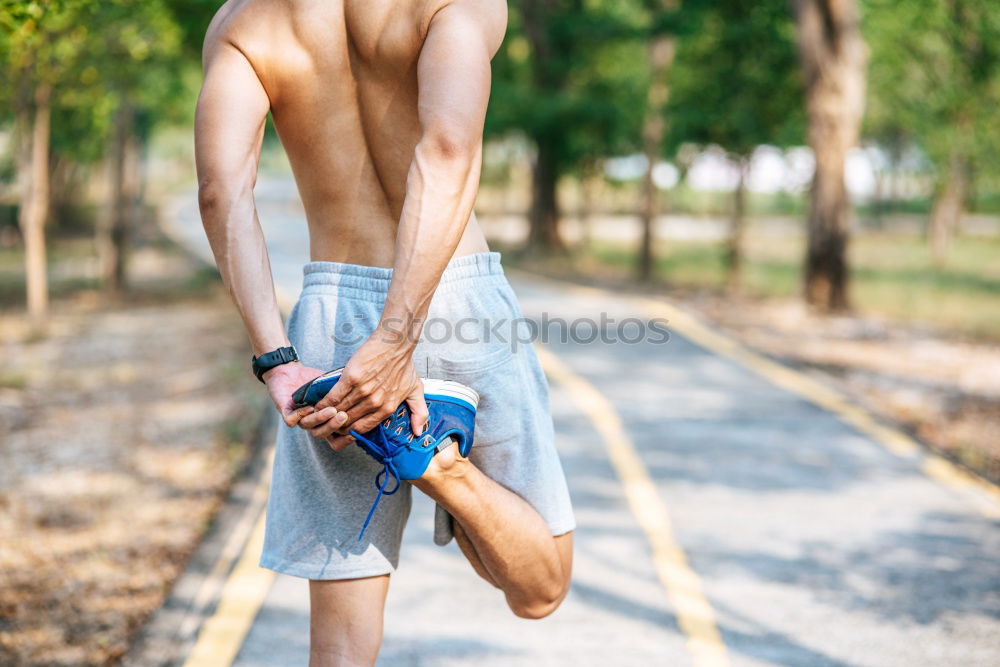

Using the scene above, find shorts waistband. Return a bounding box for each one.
[301,252,506,300]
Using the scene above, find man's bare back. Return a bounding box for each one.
[195,0,505,444]
[204,0,492,267]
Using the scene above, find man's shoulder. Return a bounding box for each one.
[202,0,283,62]
[420,0,507,55]
[203,0,243,46]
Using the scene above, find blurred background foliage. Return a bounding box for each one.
[1,0,999,336]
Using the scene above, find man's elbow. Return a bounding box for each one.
[419,129,480,164]
[197,178,239,218]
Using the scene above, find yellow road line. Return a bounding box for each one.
[181,288,295,667]
[179,448,275,643]
[540,277,1000,518]
[184,509,274,667]
[631,293,1000,519]
[537,346,730,667]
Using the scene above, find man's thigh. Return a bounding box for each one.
[309,575,389,666]
[427,340,576,546]
[453,521,575,589]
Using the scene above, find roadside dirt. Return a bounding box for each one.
[0,244,262,665]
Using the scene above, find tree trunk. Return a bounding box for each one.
[17,84,52,335]
[117,115,142,289]
[99,104,141,295]
[726,159,748,294]
[929,152,968,267]
[527,138,564,252]
[50,158,83,227]
[869,153,885,229]
[578,162,598,249]
[794,0,867,312]
[521,0,564,254]
[638,29,677,282]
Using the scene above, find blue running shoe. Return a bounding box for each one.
[292,368,479,539]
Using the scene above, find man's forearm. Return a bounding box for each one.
[375,1,497,351]
[378,137,483,346]
[199,185,289,356]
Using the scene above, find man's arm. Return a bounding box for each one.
[195,33,316,426]
[307,0,507,446]
[385,0,506,326]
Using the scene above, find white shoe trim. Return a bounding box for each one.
[422,378,480,409]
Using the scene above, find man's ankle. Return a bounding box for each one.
[413,440,470,494]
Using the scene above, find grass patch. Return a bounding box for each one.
[521,227,1000,341]
[0,237,99,308]
[0,371,29,390]
[0,235,224,310]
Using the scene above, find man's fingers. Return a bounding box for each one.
[309,416,349,441]
[283,405,314,427]
[298,407,348,430]
[334,390,391,431]
[315,385,366,413]
[336,382,426,436]
[299,407,336,429]
[336,405,381,435]
[314,370,364,411]
[406,388,429,436]
[348,410,393,435]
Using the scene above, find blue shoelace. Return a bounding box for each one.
[349,407,432,540]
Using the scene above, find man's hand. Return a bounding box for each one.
[263,361,331,429]
[300,336,428,451]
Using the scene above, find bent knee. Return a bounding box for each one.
[508,579,570,620]
[509,595,565,620]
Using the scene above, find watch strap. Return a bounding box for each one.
[252,346,299,383]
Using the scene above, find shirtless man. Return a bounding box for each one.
[195,0,575,664]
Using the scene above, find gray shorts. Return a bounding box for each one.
[260,252,575,580]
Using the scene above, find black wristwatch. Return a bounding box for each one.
[252,346,299,383]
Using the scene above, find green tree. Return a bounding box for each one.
[637,0,680,282]
[1,0,90,334]
[489,1,647,252]
[77,0,183,294]
[2,0,194,321]
[162,0,221,58]
[865,0,1000,265]
[668,0,804,291]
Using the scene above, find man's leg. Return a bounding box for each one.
[412,443,573,619]
[309,575,389,666]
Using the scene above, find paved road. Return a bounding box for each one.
[165,178,1000,666]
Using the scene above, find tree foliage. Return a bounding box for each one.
[0,0,215,319]
[486,0,649,249]
[865,0,1000,176]
[488,1,648,174]
[2,0,218,165]
[667,0,804,157]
